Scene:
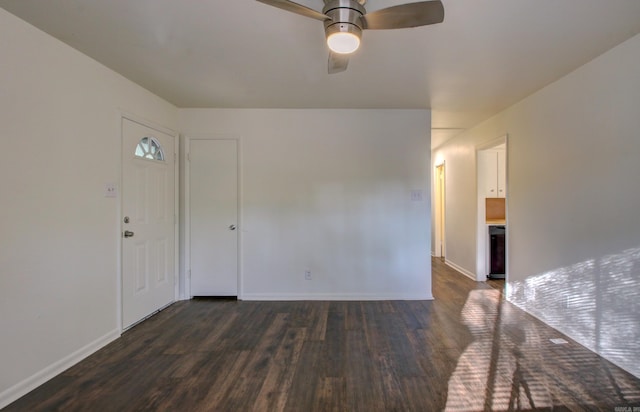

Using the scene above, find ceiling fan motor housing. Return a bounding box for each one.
[322,0,365,42]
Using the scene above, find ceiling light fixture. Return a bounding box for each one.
[326,27,361,54]
[323,0,365,54]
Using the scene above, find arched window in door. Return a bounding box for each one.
[135,136,165,161]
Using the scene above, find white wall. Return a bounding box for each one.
[0,9,177,406]
[433,33,640,378]
[179,109,432,300]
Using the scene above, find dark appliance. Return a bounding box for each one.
[488,225,506,279]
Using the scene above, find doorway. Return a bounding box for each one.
[186,138,239,297]
[476,136,508,282]
[121,117,177,329]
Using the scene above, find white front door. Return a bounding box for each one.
[189,139,238,296]
[122,118,175,329]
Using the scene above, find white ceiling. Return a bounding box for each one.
[2,0,639,147]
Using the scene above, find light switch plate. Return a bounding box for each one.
[104,183,118,198]
[410,190,424,202]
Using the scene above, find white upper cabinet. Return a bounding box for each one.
[479,149,506,198]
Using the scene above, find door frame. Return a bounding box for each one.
[475,135,508,282]
[183,134,242,300]
[118,112,179,332]
[434,161,446,258]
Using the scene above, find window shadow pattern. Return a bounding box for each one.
[508,246,640,379]
[445,286,640,411]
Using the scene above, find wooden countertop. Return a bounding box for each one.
[486,219,506,225]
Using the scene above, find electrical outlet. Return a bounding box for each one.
[304,270,312,280]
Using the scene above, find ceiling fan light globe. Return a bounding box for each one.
[327,32,360,54]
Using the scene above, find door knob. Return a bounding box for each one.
[124,230,135,238]
[229,225,236,231]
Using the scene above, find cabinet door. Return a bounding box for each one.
[479,150,498,197]
[497,149,506,198]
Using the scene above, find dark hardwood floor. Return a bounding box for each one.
[5,258,640,411]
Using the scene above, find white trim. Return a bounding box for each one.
[115,110,124,332]
[183,136,191,300]
[119,110,177,137]
[241,293,434,301]
[173,131,180,301]
[236,137,244,300]
[0,329,120,409]
[444,259,476,281]
[476,134,508,151]
[183,134,243,300]
[118,111,180,330]
[433,161,446,258]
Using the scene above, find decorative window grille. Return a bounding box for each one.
[135,137,164,161]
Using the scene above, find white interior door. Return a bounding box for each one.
[189,139,238,296]
[122,118,175,329]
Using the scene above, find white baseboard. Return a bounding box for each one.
[444,260,477,281]
[241,292,434,301]
[0,329,120,409]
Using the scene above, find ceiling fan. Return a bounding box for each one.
[256,0,444,73]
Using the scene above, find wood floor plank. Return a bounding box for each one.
[344,329,385,411]
[282,341,323,412]
[222,312,290,410]
[344,301,365,331]
[197,350,252,409]
[320,309,347,378]
[315,377,347,412]
[308,301,329,341]
[252,327,307,412]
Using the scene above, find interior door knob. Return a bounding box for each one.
[229,225,236,231]
[123,230,135,238]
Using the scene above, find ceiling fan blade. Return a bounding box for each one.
[328,52,349,74]
[361,0,444,30]
[256,0,330,21]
